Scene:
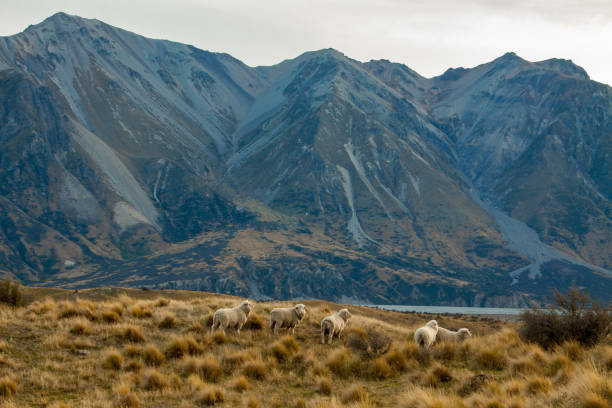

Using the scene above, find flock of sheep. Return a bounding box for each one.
[210,300,472,347]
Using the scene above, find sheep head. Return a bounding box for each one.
[338,309,352,322]
[426,320,438,332]
[239,300,253,316]
[294,304,306,320]
[458,328,472,339]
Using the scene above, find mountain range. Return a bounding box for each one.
[0,12,610,306]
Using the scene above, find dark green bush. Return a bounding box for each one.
[0,280,22,307]
[519,287,611,349]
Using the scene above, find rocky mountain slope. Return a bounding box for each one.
[0,13,610,305]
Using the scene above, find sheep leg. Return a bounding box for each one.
[328,330,333,344]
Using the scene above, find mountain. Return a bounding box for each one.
[0,13,610,306]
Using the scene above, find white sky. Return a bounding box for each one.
[1,0,611,85]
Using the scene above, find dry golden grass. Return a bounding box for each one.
[0,286,609,407]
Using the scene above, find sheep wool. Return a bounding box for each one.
[270,304,307,335]
[414,320,439,348]
[436,327,472,343]
[211,300,254,336]
[320,308,352,344]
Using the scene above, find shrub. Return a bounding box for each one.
[318,377,332,395]
[103,349,123,370]
[519,287,612,349]
[139,369,168,390]
[345,326,391,358]
[242,361,267,380]
[0,280,22,307]
[196,384,225,406]
[158,313,177,329]
[0,376,17,397]
[143,345,165,366]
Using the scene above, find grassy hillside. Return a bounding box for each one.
[0,287,610,407]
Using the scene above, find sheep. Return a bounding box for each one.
[210,300,254,336]
[270,304,307,335]
[414,320,439,349]
[320,308,352,344]
[436,327,472,343]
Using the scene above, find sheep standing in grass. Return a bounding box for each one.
[320,308,352,344]
[436,327,472,343]
[270,304,307,335]
[211,300,253,336]
[414,320,439,349]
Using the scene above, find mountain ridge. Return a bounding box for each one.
[0,13,610,306]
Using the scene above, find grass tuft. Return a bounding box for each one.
[103,349,123,370]
[196,384,226,406]
[143,344,165,366]
[158,313,177,329]
[317,377,332,395]
[121,326,146,343]
[0,376,17,397]
[139,369,168,390]
[232,375,249,392]
[117,393,140,408]
[242,361,268,380]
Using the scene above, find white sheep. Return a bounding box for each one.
[210,300,253,336]
[414,320,439,348]
[270,304,307,335]
[320,308,352,344]
[436,327,472,343]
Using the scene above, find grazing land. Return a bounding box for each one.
[0,286,610,407]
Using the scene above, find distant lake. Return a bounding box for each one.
[367,305,526,316]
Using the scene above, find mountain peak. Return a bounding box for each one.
[536,57,589,80]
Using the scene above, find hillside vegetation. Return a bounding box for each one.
[0,286,610,407]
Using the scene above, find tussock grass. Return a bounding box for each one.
[232,375,249,392]
[195,384,225,405]
[242,360,268,380]
[120,325,146,343]
[139,369,168,390]
[0,376,17,397]
[103,349,123,370]
[158,313,177,329]
[2,287,610,407]
[165,335,202,359]
[143,344,165,366]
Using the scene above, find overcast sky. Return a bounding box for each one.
[2,0,611,85]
